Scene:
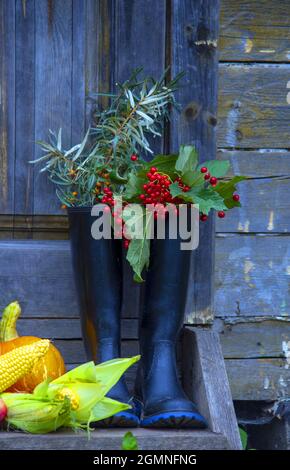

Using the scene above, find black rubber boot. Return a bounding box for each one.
[137,217,207,428]
[68,207,140,427]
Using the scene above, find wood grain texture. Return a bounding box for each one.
[226,358,290,401]
[182,328,242,449]
[215,234,290,318]
[15,318,138,340]
[218,64,290,148]
[34,0,73,214]
[217,177,290,233]
[71,0,86,144]
[220,0,290,62]
[0,0,15,215]
[170,0,220,324]
[0,429,229,450]
[214,318,290,359]
[14,0,35,216]
[218,149,290,178]
[2,237,289,320]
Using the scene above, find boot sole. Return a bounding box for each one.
[93,412,140,428]
[142,411,207,429]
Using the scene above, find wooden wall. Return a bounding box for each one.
[0,0,290,400]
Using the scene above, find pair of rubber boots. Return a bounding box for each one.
[68,208,207,428]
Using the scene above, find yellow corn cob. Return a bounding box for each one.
[56,387,80,410]
[0,339,50,393]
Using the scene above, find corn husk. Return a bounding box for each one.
[0,355,140,433]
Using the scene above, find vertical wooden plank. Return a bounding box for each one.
[14,0,35,240]
[34,0,73,214]
[71,0,86,144]
[0,0,15,222]
[170,0,220,323]
[182,327,242,449]
[114,0,167,319]
[84,0,99,126]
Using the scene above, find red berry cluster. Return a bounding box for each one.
[139,167,172,204]
[199,167,240,221]
[174,176,190,193]
[101,187,115,206]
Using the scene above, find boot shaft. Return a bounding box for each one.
[68,207,123,362]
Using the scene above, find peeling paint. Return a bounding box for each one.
[263,377,270,389]
[244,38,253,53]
[194,39,217,48]
[244,258,255,283]
[282,341,290,369]
[259,49,275,54]
[285,266,290,276]
[267,211,274,231]
[226,101,240,147]
[278,375,288,388]
[237,220,250,232]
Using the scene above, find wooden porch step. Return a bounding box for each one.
[0,429,229,450]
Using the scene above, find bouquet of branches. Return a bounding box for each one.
[32,69,245,281]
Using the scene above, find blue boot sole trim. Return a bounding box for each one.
[141,411,207,429]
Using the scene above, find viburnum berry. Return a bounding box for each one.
[218,211,225,218]
[210,177,217,186]
[123,239,130,249]
[233,194,240,202]
[103,206,111,214]
[200,214,208,222]
[204,173,211,180]
[150,167,157,174]
[200,167,208,174]
[131,154,138,161]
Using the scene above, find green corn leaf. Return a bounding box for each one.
[94,356,140,396]
[175,145,198,175]
[89,397,131,425]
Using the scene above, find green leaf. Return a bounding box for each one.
[109,170,128,184]
[182,170,204,188]
[169,183,226,215]
[198,160,230,178]
[125,209,153,281]
[122,431,139,451]
[142,153,178,178]
[123,174,146,200]
[239,428,248,450]
[175,145,198,175]
[214,176,247,209]
[192,188,227,215]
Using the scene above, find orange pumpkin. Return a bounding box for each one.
[0,302,66,393]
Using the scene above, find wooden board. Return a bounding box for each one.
[2,237,290,320]
[216,177,290,233]
[0,0,15,215]
[218,64,290,149]
[182,328,242,449]
[214,318,290,359]
[0,429,229,450]
[215,234,290,318]
[220,0,290,63]
[14,0,35,216]
[33,0,73,215]
[170,0,220,324]
[225,358,290,401]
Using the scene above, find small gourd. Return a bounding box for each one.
[0,302,66,392]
